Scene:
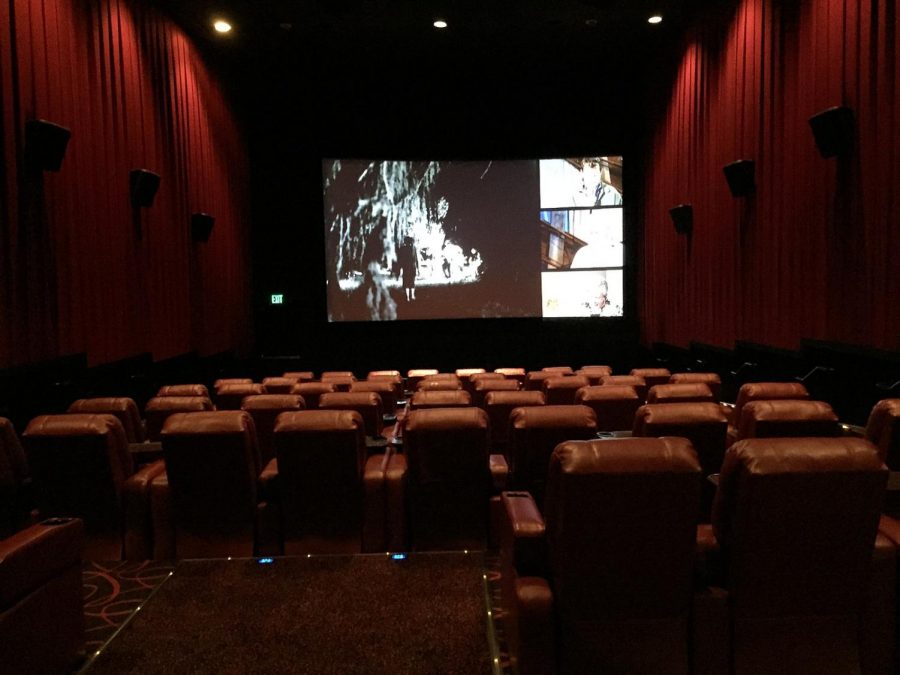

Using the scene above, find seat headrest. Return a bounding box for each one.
[553,437,701,475]
[275,410,364,433]
[319,392,381,408]
[241,394,304,411]
[291,382,337,394]
[157,384,209,397]
[635,402,729,426]
[484,390,546,406]
[510,405,597,429]
[145,396,214,412]
[723,436,883,476]
[25,413,125,438]
[406,407,488,431]
[575,385,639,401]
[216,383,264,396]
[411,390,472,407]
[647,383,715,403]
[161,410,253,436]
[543,375,590,390]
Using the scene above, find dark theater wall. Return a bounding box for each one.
[0,0,251,368]
[641,0,900,351]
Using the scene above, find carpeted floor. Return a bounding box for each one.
[79,552,511,674]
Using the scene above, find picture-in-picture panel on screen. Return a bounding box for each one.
[322,157,624,321]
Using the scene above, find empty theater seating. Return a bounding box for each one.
[574,385,641,432]
[319,392,384,438]
[542,375,590,405]
[409,390,472,409]
[0,517,85,675]
[350,380,398,414]
[525,371,557,391]
[735,399,840,442]
[68,397,145,443]
[214,378,253,388]
[670,372,723,401]
[216,383,266,410]
[484,391,546,449]
[506,405,598,504]
[144,395,215,442]
[291,381,337,409]
[630,367,671,389]
[575,365,613,384]
[646,382,716,404]
[472,378,520,408]
[261,377,298,394]
[541,366,574,374]
[601,374,648,402]
[241,394,305,465]
[156,384,210,398]
[23,414,164,559]
[271,410,403,554]
[0,418,31,537]
[700,437,891,674]
[406,369,439,391]
[866,399,900,467]
[152,411,275,559]
[730,381,810,426]
[499,437,710,675]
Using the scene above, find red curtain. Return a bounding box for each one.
[0,0,251,368]
[641,0,899,351]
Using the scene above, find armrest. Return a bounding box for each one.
[384,451,407,551]
[150,472,174,560]
[259,458,278,501]
[501,491,547,576]
[490,454,509,492]
[255,500,281,557]
[0,518,83,606]
[691,587,730,675]
[509,577,555,675]
[362,454,388,553]
[123,459,166,560]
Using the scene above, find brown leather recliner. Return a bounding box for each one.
[472,378,520,409]
[402,407,496,550]
[144,395,215,442]
[630,367,672,389]
[320,373,356,392]
[153,411,275,559]
[23,414,164,560]
[1,418,32,537]
[525,371,557,391]
[704,437,890,675]
[541,366,574,375]
[670,372,722,401]
[499,437,720,675]
[507,405,598,506]
[0,518,85,675]
[365,372,404,402]
[261,377,298,395]
[282,371,315,382]
[290,381,337,410]
[215,383,265,410]
[416,377,462,392]
[214,378,252,388]
[647,383,716,405]
[574,384,641,432]
[406,369,439,392]
[484,391,546,450]
[542,375,591,406]
[575,365,613,385]
[600,374,648,402]
[68,397,146,443]
[494,367,526,385]
[729,381,810,431]
[350,380,397,414]
[271,410,405,554]
[319,392,384,438]
[241,394,305,465]
[866,399,900,468]
[736,399,839,441]
[156,384,209,398]
[410,390,472,410]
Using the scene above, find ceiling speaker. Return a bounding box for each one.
[723,159,755,198]
[808,105,854,158]
[130,169,161,208]
[25,119,71,171]
[191,213,215,243]
[669,204,693,234]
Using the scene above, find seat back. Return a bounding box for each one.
[214,378,252,388]
[67,397,145,443]
[670,372,722,401]
[406,369,439,391]
[737,400,839,441]
[241,394,305,465]
[455,368,486,386]
[410,390,471,410]
[646,383,715,405]
[633,403,728,476]
[144,396,214,441]
[274,410,368,554]
[712,437,886,673]
[23,414,132,542]
[574,385,641,432]
[866,399,900,468]
[351,380,397,414]
[364,373,404,402]
[416,378,462,392]
[160,411,260,557]
[261,377,298,394]
[319,392,383,437]
[484,391,545,448]
[545,437,702,674]
[732,381,810,426]
[630,368,672,389]
[494,367,526,385]
[507,405,598,504]
[542,375,590,406]
[576,365,613,385]
[290,382,337,409]
[472,378,519,408]
[0,418,29,537]
[157,384,209,398]
[403,408,491,550]
[282,371,314,382]
[600,374,648,402]
[216,383,265,410]
[319,375,355,392]
[525,371,556,391]
[541,366,574,374]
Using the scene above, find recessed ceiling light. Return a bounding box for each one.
[213,20,232,34]
[648,15,663,24]
[433,19,448,29]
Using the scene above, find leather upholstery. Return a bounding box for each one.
[410,390,472,410]
[574,385,641,432]
[600,374,648,402]
[156,384,209,398]
[1,417,31,537]
[866,399,900,468]
[737,399,839,441]
[403,408,492,550]
[144,395,214,441]
[351,380,398,414]
[364,373,404,401]
[466,371,505,395]
[633,402,729,477]
[494,367,526,384]
[216,383,265,410]
[290,381,337,409]
[525,371,556,391]
[261,377,298,394]
[630,367,672,389]
[318,375,355,391]
[282,371,315,382]
[416,378,462,391]
[711,437,887,675]
[0,518,85,675]
[731,381,810,426]
[647,383,715,404]
[157,411,265,558]
[485,391,546,449]
[273,410,390,554]
[472,378,520,408]
[68,397,145,443]
[670,372,723,401]
[321,371,355,379]
[241,394,305,465]
[542,375,590,406]
[455,368,486,380]
[319,392,384,437]
[575,365,613,385]
[368,370,401,378]
[406,369,439,391]
[214,378,252,387]
[541,366,574,374]
[507,405,598,505]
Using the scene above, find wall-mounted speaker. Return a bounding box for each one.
[723,159,755,197]
[130,169,161,208]
[25,119,71,171]
[669,204,693,234]
[808,105,854,158]
[191,213,215,243]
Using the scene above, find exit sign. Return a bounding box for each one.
[270,294,284,305]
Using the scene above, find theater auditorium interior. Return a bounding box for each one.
[1,0,900,673]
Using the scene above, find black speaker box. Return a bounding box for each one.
[808,105,854,158]
[25,119,71,171]
[723,159,755,197]
[669,204,693,234]
[130,169,161,208]
[191,213,215,243]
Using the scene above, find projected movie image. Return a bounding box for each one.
[323,157,624,321]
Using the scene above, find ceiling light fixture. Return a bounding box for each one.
[433,19,448,29]
[213,20,232,34]
[647,15,663,24]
